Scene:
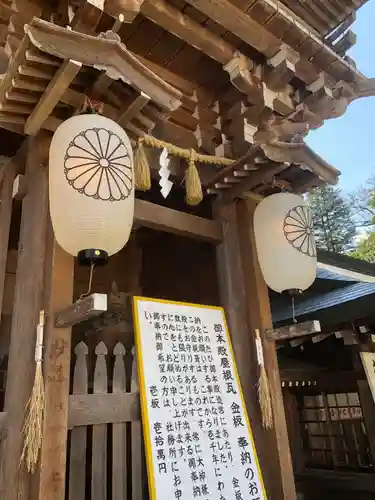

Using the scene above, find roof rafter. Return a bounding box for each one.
[182,0,361,84]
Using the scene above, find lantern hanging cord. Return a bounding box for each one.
[79,262,95,301]
[292,295,297,324]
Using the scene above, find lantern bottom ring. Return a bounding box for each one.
[77,249,109,267]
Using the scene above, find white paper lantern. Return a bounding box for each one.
[49,114,134,265]
[254,192,316,293]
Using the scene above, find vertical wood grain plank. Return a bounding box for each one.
[38,237,74,500]
[112,342,127,500]
[69,342,89,500]
[236,197,297,500]
[2,134,49,500]
[0,160,15,317]
[92,342,108,500]
[214,200,270,486]
[131,347,143,500]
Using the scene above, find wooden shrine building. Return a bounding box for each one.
[0,1,374,500]
[273,251,375,499]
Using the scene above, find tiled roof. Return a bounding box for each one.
[271,254,375,324]
[272,281,375,323]
[316,266,357,282]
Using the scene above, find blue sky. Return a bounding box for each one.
[306,0,375,193]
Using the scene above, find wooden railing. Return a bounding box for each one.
[67,340,145,500]
[0,341,146,500]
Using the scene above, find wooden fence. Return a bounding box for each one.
[67,340,146,500]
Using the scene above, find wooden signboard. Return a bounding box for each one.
[133,297,267,500]
[360,352,375,403]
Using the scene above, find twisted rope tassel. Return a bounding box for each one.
[134,137,151,191]
[185,149,203,206]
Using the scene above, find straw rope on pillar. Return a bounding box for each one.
[255,329,273,430]
[21,310,46,473]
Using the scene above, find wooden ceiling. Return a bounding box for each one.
[0,0,372,201]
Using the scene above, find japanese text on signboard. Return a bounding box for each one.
[133,298,266,500]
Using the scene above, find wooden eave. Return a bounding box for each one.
[0,1,372,202]
[24,19,181,112]
[203,140,339,201]
[280,0,367,38]
[179,0,363,85]
[0,17,185,143]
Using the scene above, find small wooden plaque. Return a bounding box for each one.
[266,320,321,341]
[55,293,107,328]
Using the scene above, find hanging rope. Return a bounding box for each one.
[79,262,95,301]
[133,134,234,205]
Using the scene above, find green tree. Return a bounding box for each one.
[348,180,375,263]
[350,232,375,263]
[308,185,356,253]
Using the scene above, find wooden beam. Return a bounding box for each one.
[236,197,297,500]
[266,320,321,341]
[0,411,6,440]
[141,0,234,64]
[334,30,357,56]
[68,392,140,428]
[134,198,222,243]
[296,469,375,493]
[38,240,74,500]
[183,0,281,58]
[24,59,82,136]
[12,173,27,200]
[325,13,355,44]
[118,92,150,127]
[222,163,287,203]
[2,133,50,500]
[265,45,300,90]
[0,159,15,318]
[104,0,145,22]
[214,200,271,492]
[182,0,357,85]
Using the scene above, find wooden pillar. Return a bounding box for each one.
[236,197,297,500]
[37,235,74,500]
[1,134,50,500]
[214,201,271,491]
[0,159,15,316]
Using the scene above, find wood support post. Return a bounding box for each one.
[0,159,15,317]
[1,134,50,500]
[236,197,297,500]
[214,200,270,491]
[37,236,74,500]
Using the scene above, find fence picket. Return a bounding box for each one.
[112,342,127,500]
[66,339,145,500]
[92,342,108,500]
[69,341,89,500]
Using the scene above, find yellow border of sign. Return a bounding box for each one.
[132,296,268,500]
